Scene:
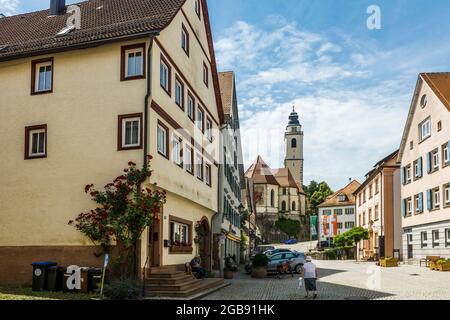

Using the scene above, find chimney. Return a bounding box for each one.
[50,0,66,16]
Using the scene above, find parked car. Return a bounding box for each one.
[317,240,333,251]
[264,248,295,257]
[255,245,275,254]
[284,238,298,245]
[246,251,307,274]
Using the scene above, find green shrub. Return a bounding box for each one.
[103,278,141,300]
[324,249,337,260]
[252,253,269,267]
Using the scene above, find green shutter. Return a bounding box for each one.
[427,189,432,211]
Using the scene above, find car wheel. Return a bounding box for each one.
[295,264,303,274]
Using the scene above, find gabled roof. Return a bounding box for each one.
[218,71,234,116]
[318,180,360,208]
[271,168,298,189]
[0,0,186,61]
[354,150,399,195]
[245,156,279,185]
[398,73,450,162]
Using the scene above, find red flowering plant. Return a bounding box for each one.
[69,156,166,278]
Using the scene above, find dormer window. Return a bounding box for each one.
[338,195,346,202]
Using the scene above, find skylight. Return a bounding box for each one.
[56,25,75,37]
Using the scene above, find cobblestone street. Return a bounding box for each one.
[202,260,450,300]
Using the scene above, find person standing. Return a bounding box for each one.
[300,257,318,299]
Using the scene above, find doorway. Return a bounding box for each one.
[198,218,211,272]
[148,216,162,267]
[407,233,413,260]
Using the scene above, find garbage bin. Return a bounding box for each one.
[63,268,78,293]
[31,262,57,292]
[80,267,90,293]
[88,268,103,293]
[46,266,64,292]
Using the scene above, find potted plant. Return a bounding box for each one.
[436,259,450,272]
[429,256,441,270]
[224,255,238,279]
[251,253,269,278]
[380,257,398,267]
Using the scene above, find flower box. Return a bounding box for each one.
[170,245,193,254]
[380,257,398,267]
[436,260,450,272]
[429,260,439,271]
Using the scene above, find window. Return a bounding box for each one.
[292,202,296,211]
[281,201,286,212]
[432,149,440,170]
[324,210,331,216]
[369,184,373,199]
[291,138,297,148]
[363,190,366,203]
[121,43,145,81]
[206,117,213,142]
[171,221,189,245]
[187,92,195,122]
[197,106,204,132]
[375,178,379,194]
[172,135,182,167]
[421,232,428,248]
[205,163,212,186]
[118,114,142,150]
[25,125,47,159]
[444,184,450,206]
[345,208,354,215]
[446,229,450,247]
[414,193,424,214]
[406,164,412,183]
[345,222,354,229]
[438,121,442,132]
[374,205,379,220]
[270,190,275,207]
[160,55,171,95]
[203,62,209,87]
[407,198,412,216]
[195,153,203,180]
[194,0,201,18]
[334,209,343,216]
[362,211,366,225]
[31,58,53,94]
[337,223,343,229]
[413,157,423,179]
[181,24,189,56]
[442,143,450,166]
[433,187,441,209]
[419,117,431,142]
[157,121,169,158]
[282,188,287,195]
[175,77,184,109]
[169,216,193,253]
[432,230,440,248]
[410,141,414,150]
[420,94,427,108]
[368,208,372,224]
[338,195,346,202]
[185,145,193,174]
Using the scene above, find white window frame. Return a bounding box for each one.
[125,47,144,78]
[197,107,204,131]
[433,188,441,209]
[160,59,170,92]
[171,221,189,245]
[185,145,193,173]
[157,124,167,156]
[443,144,449,164]
[29,128,46,157]
[195,153,203,180]
[187,94,194,120]
[206,118,212,141]
[35,61,52,92]
[421,232,428,248]
[407,198,412,215]
[122,117,141,148]
[406,165,412,182]
[444,184,450,205]
[205,163,211,186]
[175,78,183,108]
[420,118,431,141]
[432,149,440,170]
[172,135,182,166]
[181,27,188,54]
[432,230,440,247]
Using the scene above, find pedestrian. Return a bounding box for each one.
[300,257,318,299]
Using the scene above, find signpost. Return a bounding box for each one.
[100,254,109,296]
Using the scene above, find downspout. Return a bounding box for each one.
[380,171,383,259]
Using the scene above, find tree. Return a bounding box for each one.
[308,182,333,214]
[346,227,369,245]
[69,156,167,279]
[275,218,301,238]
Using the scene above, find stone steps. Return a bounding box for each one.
[145,277,224,298]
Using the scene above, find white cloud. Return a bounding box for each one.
[0,0,19,15]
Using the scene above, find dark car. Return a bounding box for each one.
[317,240,333,251]
[246,251,307,274]
[284,238,298,245]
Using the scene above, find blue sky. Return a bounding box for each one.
[3,0,450,190]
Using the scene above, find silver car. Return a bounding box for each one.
[267,251,307,274]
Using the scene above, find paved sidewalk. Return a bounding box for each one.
[201,260,450,300]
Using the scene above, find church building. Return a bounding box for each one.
[245,108,308,243]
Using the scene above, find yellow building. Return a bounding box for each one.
[0,0,224,286]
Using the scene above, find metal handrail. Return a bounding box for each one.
[142,255,150,297]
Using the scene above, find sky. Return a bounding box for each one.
[3,0,450,190]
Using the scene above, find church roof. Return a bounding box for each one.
[318,180,360,208]
[288,107,300,126]
[272,168,298,189]
[245,156,279,185]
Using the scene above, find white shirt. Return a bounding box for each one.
[302,262,316,279]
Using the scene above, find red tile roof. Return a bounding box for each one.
[0,0,186,61]
[421,72,450,112]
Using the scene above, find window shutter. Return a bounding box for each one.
[401,167,406,185]
[418,193,423,213]
[426,152,432,173]
[418,157,423,177]
[402,199,406,217]
[427,189,432,211]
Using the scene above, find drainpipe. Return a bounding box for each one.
[144,34,157,167]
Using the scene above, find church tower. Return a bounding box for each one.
[284,106,304,186]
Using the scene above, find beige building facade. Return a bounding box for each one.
[0,0,224,284]
[398,73,450,261]
[354,151,402,260]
